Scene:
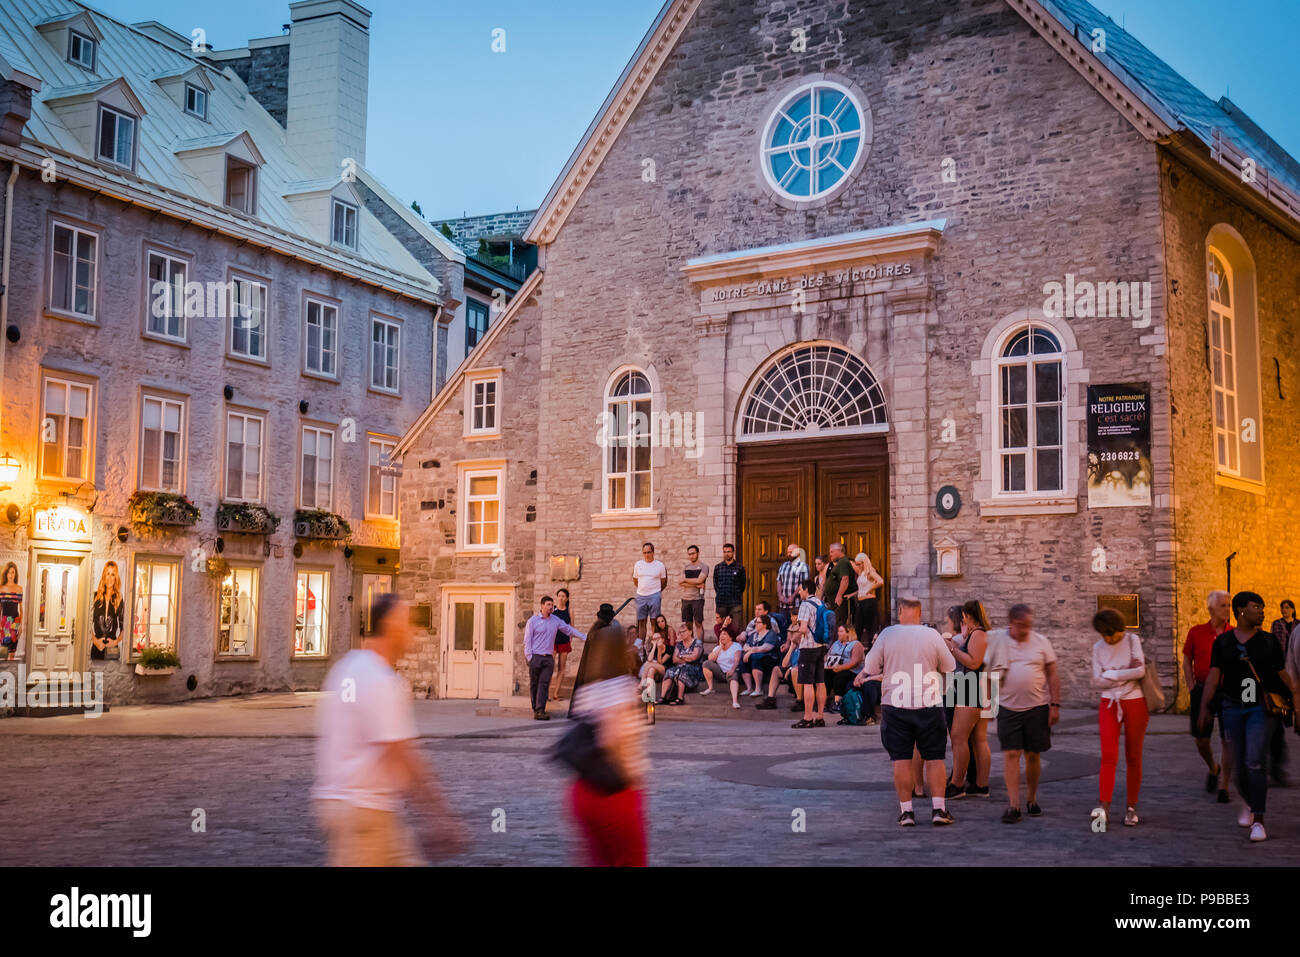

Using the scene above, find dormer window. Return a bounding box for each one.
[331,199,357,249]
[225,157,257,214]
[184,83,207,120]
[68,30,96,70]
[97,105,135,168]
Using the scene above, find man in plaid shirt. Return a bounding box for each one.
[712,543,748,622]
[776,543,808,617]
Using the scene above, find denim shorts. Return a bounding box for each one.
[635,593,662,620]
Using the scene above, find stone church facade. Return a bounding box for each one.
[395,0,1300,706]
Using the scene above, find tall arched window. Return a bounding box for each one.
[1206,227,1262,488]
[995,324,1065,494]
[1207,249,1238,474]
[604,369,652,511]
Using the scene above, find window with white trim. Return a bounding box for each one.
[139,394,185,492]
[300,425,334,509]
[367,438,398,518]
[994,325,1065,495]
[1208,249,1239,475]
[304,298,338,377]
[225,411,264,503]
[97,105,135,168]
[217,563,259,657]
[603,370,652,511]
[50,221,98,319]
[184,83,207,120]
[370,316,400,392]
[294,568,330,657]
[465,371,501,437]
[331,199,357,249]
[225,157,257,214]
[146,250,187,341]
[761,80,868,203]
[40,375,93,481]
[459,466,502,550]
[229,277,267,360]
[131,556,180,655]
[67,30,96,70]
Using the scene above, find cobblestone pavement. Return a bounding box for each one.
[2,694,1297,866]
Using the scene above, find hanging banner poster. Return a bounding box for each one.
[1087,384,1152,508]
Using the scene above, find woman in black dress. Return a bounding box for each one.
[90,561,124,660]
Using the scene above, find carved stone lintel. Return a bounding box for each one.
[694,314,730,338]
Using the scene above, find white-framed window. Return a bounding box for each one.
[370,316,400,393]
[67,29,96,70]
[49,221,98,319]
[139,394,186,492]
[225,157,257,214]
[184,82,207,120]
[603,369,652,511]
[217,563,260,657]
[331,199,357,249]
[458,464,503,551]
[294,568,330,657]
[465,370,502,437]
[225,410,264,503]
[97,105,135,168]
[1208,249,1239,475]
[130,556,180,655]
[303,297,338,378]
[761,79,868,203]
[300,425,334,509]
[229,277,267,361]
[994,324,1065,495]
[1205,233,1263,487]
[367,437,398,519]
[40,374,93,481]
[146,250,187,341]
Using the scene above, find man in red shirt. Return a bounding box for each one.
[1184,589,1231,801]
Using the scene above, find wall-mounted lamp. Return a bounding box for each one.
[0,453,18,486]
[224,384,234,401]
[298,400,309,415]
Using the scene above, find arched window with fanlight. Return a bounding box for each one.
[1207,249,1239,474]
[603,369,653,512]
[1205,226,1263,489]
[995,324,1065,494]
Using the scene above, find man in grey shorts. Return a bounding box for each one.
[680,545,709,641]
[632,542,667,643]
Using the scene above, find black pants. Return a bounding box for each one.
[855,597,878,645]
[825,668,856,698]
[528,654,554,712]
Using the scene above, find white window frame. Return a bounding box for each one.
[138,393,187,493]
[228,275,268,362]
[216,562,261,659]
[67,29,96,70]
[293,567,331,659]
[224,409,266,504]
[96,104,136,169]
[299,424,335,510]
[370,315,401,394]
[225,156,257,214]
[602,368,654,514]
[331,199,358,249]
[144,249,188,342]
[184,82,207,120]
[48,219,99,321]
[1208,248,1240,477]
[464,369,503,438]
[457,461,505,554]
[760,78,869,205]
[40,373,95,483]
[992,324,1066,497]
[129,555,181,658]
[366,436,399,520]
[303,296,339,379]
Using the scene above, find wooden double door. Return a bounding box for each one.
[738,436,888,616]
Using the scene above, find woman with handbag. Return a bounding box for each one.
[560,604,647,866]
[1090,608,1150,829]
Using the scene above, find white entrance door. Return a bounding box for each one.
[31,555,83,671]
[444,591,510,699]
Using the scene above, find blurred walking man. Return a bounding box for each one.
[313,594,464,865]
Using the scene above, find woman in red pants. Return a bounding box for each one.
[1091,608,1150,828]
[566,603,648,866]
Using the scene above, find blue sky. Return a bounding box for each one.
[90,0,1298,221]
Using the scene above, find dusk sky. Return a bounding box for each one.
[89,0,1299,222]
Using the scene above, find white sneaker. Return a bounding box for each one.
[746,688,761,696]
[1238,805,1254,827]
[732,701,741,709]
[1250,822,1267,842]
[699,688,713,696]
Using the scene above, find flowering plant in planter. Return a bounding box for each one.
[134,645,180,675]
[216,503,281,535]
[205,556,231,580]
[293,509,352,541]
[129,491,200,529]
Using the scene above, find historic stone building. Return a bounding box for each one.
[394,0,1300,706]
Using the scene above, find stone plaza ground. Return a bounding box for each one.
[2,694,1297,866]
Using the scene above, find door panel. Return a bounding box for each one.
[444,593,512,699]
[446,600,478,698]
[31,555,82,672]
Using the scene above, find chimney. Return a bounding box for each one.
[286,0,370,179]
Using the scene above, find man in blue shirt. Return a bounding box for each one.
[523,596,586,720]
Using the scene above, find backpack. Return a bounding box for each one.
[841,687,865,725]
[808,598,835,645]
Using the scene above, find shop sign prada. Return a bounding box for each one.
[32,505,92,542]
[709,261,915,303]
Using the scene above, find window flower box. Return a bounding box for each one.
[134,645,180,676]
[129,491,200,530]
[217,503,280,535]
[294,509,352,541]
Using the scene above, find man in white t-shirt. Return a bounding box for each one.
[632,541,668,642]
[313,594,464,865]
[864,597,957,826]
